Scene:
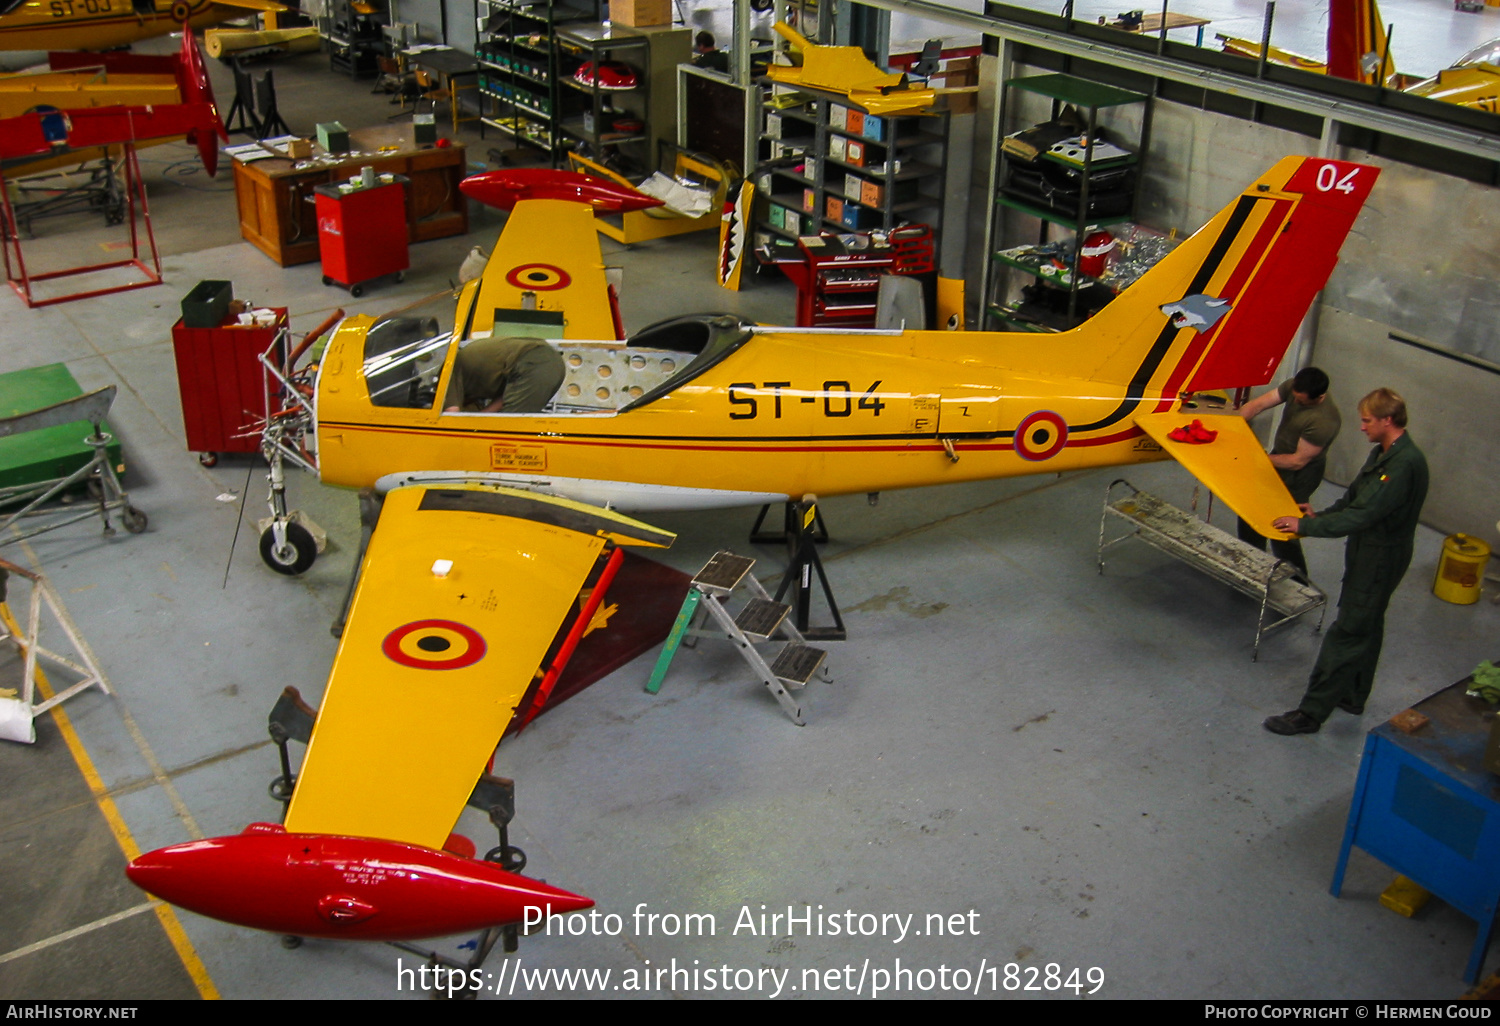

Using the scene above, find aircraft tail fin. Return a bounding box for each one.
[1077,156,1377,401]
[1328,0,1395,85]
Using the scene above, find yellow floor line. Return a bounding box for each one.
[3,602,220,1000]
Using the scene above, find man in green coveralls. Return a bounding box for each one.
[1262,388,1429,736]
[1236,366,1341,576]
[443,336,565,413]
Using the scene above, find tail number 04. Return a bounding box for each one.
[729,381,886,420]
[1316,164,1360,195]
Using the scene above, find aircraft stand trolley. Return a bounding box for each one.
[647,550,830,725]
[0,385,146,546]
[265,686,533,988]
[1097,478,1327,659]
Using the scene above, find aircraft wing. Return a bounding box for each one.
[470,198,620,341]
[283,484,673,850]
[1134,412,1299,541]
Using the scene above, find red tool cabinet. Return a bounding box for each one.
[314,175,409,297]
[171,308,287,467]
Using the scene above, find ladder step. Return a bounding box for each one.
[771,643,825,686]
[735,598,789,639]
[692,551,756,595]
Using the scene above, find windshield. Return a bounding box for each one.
[360,293,458,409]
[1455,38,1500,67]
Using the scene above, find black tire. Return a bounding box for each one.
[198,452,218,467]
[121,506,148,534]
[259,522,317,575]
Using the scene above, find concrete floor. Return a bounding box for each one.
[1,22,1499,1002]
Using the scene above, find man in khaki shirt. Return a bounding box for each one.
[443,336,564,413]
[1236,366,1341,575]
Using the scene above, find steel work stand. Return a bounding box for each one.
[1097,479,1325,659]
[1332,676,1500,982]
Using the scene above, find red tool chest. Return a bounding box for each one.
[171,308,287,466]
[314,175,410,297]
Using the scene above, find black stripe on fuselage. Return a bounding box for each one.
[1070,195,1260,433]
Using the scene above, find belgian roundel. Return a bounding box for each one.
[1014,410,1069,462]
[505,263,572,291]
[382,620,487,670]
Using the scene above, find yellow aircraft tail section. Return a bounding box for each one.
[1055,156,1377,412]
[283,484,673,849]
[470,198,618,341]
[1134,413,1300,539]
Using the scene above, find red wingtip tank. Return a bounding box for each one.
[126,822,593,941]
[459,168,664,213]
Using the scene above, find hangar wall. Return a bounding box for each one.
[971,54,1500,550]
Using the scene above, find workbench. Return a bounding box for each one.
[1333,675,1500,983]
[231,124,468,267]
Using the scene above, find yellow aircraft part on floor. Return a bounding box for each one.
[283,484,672,850]
[1134,412,1300,540]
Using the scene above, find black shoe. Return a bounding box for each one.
[1336,699,1365,715]
[1264,709,1321,735]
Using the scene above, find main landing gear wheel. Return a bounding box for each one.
[259,521,317,576]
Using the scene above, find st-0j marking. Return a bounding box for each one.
[263,155,1377,572]
[0,0,282,56]
[126,156,1377,952]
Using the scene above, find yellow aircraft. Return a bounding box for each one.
[254,154,1379,581]
[123,154,1381,951]
[1221,0,1500,113]
[0,0,282,55]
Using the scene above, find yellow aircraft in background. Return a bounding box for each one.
[1221,0,1500,112]
[0,0,281,54]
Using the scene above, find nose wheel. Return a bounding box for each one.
[259,521,317,575]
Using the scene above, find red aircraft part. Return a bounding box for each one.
[460,168,663,213]
[126,823,593,941]
[0,104,223,176]
[43,33,226,175]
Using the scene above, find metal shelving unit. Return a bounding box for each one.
[986,73,1150,331]
[755,82,949,247]
[473,0,601,161]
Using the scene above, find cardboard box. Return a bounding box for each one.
[829,103,848,129]
[766,112,783,139]
[284,138,313,159]
[846,139,865,166]
[768,204,786,229]
[803,157,819,182]
[841,204,879,230]
[844,173,863,200]
[611,0,670,26]
[863,115,884,141]
[785,210,801,234]
[860,180,883,207]
[828,136,847,161]
[846,109,864,135]
[826,196,844,221]
[802,188,817,213]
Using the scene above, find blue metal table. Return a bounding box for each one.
[1332,675,1500,982]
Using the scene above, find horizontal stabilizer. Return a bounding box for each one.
[1134,413,1299,540]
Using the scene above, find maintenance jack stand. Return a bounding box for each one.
[646,551,829,725]
[758,495,845,641]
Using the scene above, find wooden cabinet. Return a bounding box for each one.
[231,126,468,267]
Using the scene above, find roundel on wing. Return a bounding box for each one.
[1014,410,1068,462]
[382,620,487,670]
[505,263,572,291]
